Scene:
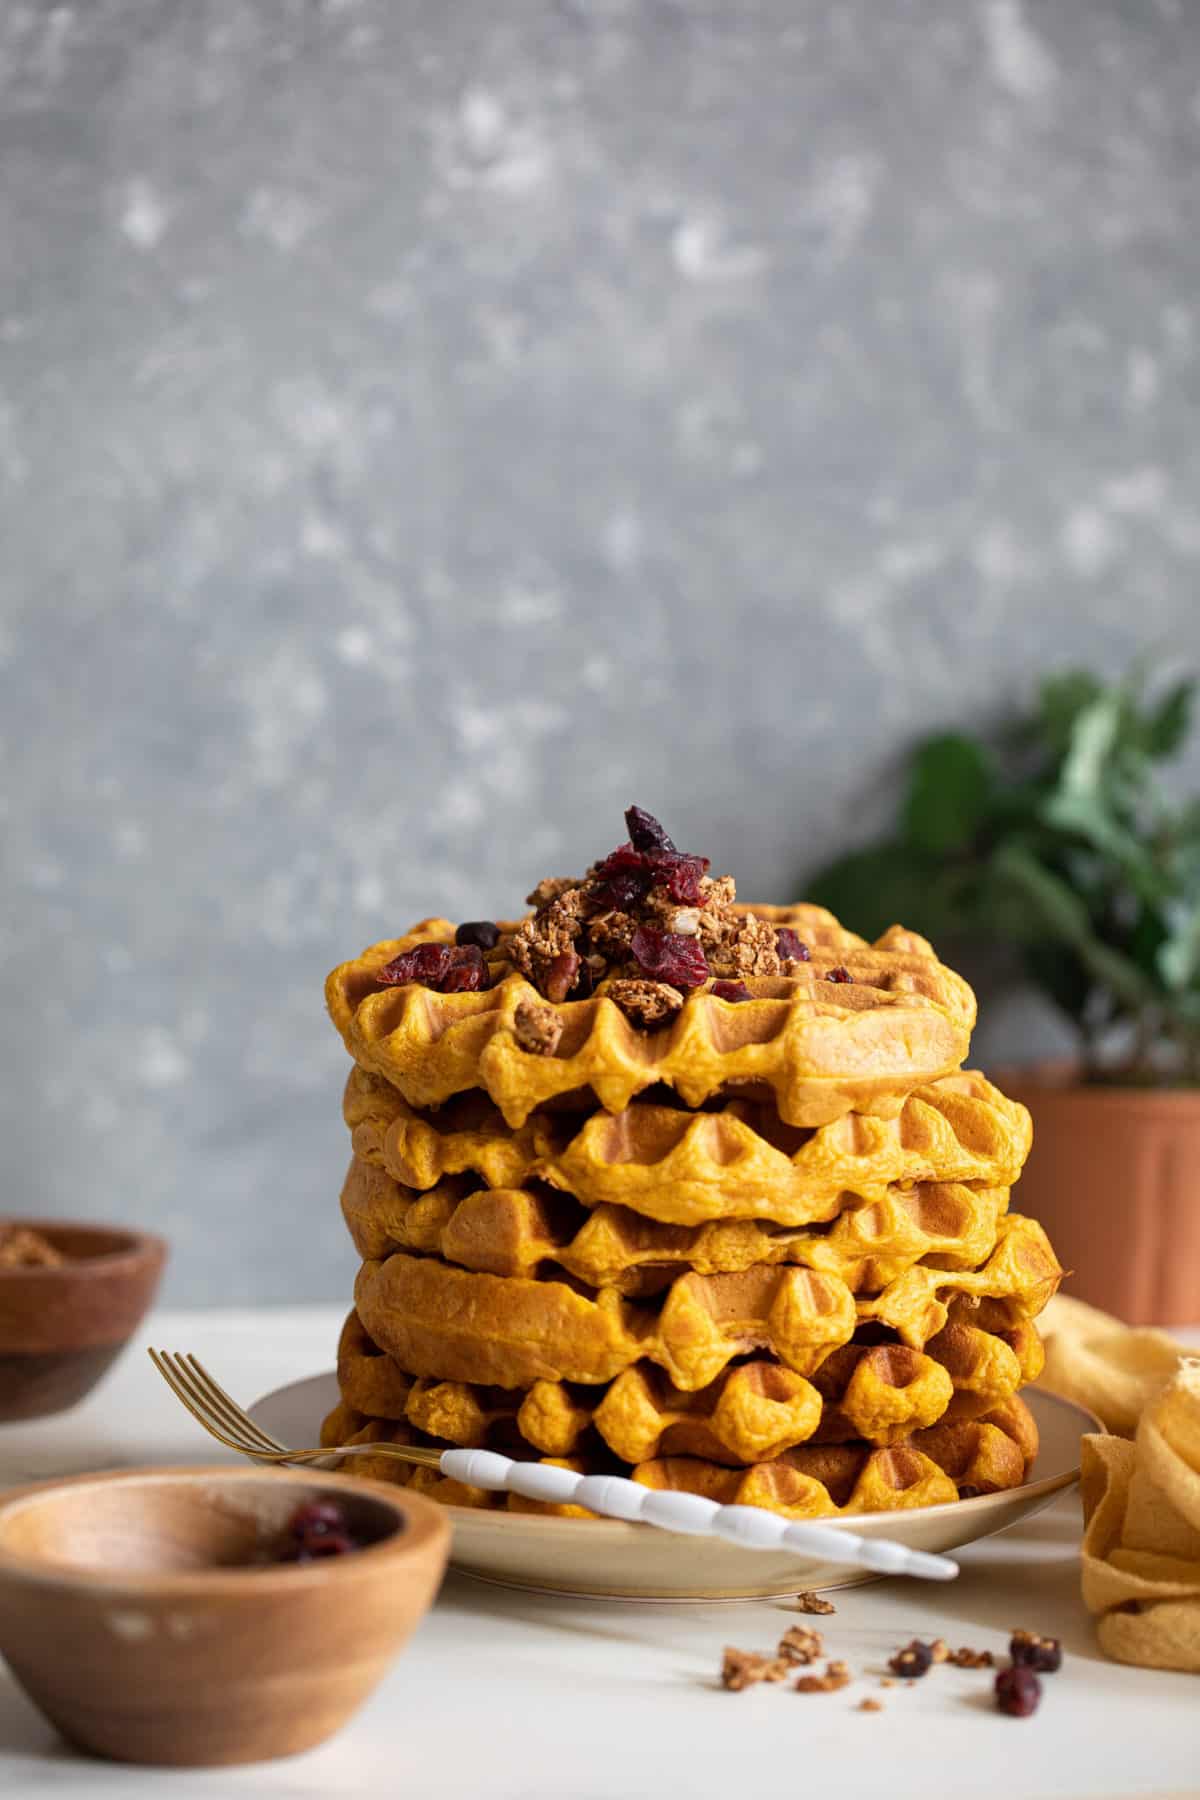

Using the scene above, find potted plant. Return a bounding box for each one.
[808,666,1200,1324]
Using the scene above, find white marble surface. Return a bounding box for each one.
[0,1306,1196,1798]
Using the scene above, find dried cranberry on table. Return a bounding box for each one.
[1009,1631,1062,1674]
[456,920,501,951]
[711,979,754,1003]
[630,924,710,989]
[775,928,811,963]
[887,1641,933,1678]
[995,1665,1041,1717]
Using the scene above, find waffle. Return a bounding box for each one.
[340,1155,1013,1298]
[344,1066,1032,1228]
[327,915,976,1128]
[335,1295,1044,1461]
[317,1393,1037,1518]
[351,1211,1058,1393]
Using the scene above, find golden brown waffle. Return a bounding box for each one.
[327,915,976,1128]
[345,1066,1032,1227]
[340,1155,1012,1298]
[334,1297,1045,1461]
[351,1213,1059,1393]
[317,1393,1037,1518]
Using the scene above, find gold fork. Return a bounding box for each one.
[148,1350,442,1471]
[147,1349,960,1579]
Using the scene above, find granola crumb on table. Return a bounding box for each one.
[795,1660,852,1694]
[720,1648,790,1691]
[794,1590,836,1615]
[778,1625,824,1666]
[949,1646,995,1669]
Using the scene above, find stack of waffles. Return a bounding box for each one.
[321,807,1062,1519]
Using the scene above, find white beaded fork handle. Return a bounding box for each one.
[440,1449,959,1581]
[147,1351,957,1582]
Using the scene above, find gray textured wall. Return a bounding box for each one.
[4,0,1200,1303]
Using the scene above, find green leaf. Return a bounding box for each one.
[1143,678,1195,759]
[1058,692,1122,801]
[1158,903,1200,991]
[1036,671,1105,756]
[990,842,1161,1012]
[1128,905,1170,980]
[900,734,993,855]
[1041,787,1170,904]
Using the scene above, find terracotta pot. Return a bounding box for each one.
[998,1063,1200,1325]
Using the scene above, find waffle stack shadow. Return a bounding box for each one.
[321,894,1061,1520]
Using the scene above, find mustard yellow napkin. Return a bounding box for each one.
[1080,1360,1200,1672]
[1038,1293,1186,1436]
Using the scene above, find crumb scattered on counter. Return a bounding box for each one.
[794,1590,836,1615]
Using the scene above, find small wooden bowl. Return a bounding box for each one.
[0,1465,451,1765]
[0,1220,168,1421]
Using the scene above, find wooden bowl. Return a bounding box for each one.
[0,1220,168,1421]
[0,1464,451,1765]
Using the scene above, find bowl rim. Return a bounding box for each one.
[0,1219,169,1279]
[0,1464,451,1595]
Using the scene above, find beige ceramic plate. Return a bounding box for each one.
[251,1376,1097,1603]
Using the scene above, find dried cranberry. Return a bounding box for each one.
[776,928,811,963]
[456,920,500,951]
[287,1500,348,1539]
[543,949,581,1003]
[630,925,709,989]
[888,1641,933,1679]
[376,941,488,994]
[592,869,653,912]
[656,851,710,905]
[826,966,853,984]
[711,979,753,1003]
[377,943,452,988]
[441,945,490,993]
[593,840,710,907]
[595,843,648,877]
[625,805,676,854]
[995,1666,1041,1717]
[282,1531,358,1562]
[1009,1633,1062,1674]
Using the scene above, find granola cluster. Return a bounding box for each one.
[506,805,808,1022]
[373,805,827,1033]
